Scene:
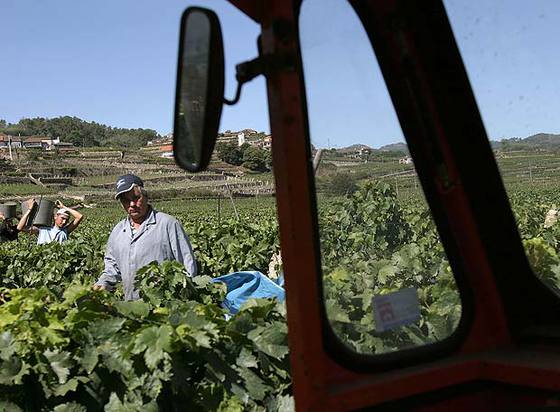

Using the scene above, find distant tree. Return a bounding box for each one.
[264,150,273,169]
[500,141,512,151]
[110,127,158,147]
[242,146,268,171]
[0,158,13,172]
[239,142,251,153]
[216,142,243,165]
[325,173,358,196]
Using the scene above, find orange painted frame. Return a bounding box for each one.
[228,0,560,410]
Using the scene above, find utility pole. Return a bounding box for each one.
[8,135,12,161]
[225,181,239,221]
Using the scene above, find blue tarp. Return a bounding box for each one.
[212,271,285,314]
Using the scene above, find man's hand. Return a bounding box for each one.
[55,200,66,209]
[27,198,36,209]
[0,212,4,221]
[92,284,106,291]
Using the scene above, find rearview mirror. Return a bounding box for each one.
[173,7,224,172]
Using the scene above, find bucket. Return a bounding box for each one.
[0,202,17,219]
[21,199,37,223]
[21,199,54,227]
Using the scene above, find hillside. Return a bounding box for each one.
[337,144,373,153]
[343,132,560,154]
[491,133,560,151]
[0,116,160,148]
[378,142,408,153]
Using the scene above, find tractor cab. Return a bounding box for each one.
[173,1,560,410]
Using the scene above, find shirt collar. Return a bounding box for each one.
[144,207,157,225]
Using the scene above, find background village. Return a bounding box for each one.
[0,128,279,205]
[3,115,553,207]
[0,119,416,207]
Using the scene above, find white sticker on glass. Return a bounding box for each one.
[373,288,420,332]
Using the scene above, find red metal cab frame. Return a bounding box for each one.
[228,0,560,410]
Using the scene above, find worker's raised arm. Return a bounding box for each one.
[17,198,38,234]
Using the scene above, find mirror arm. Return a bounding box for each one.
[223,56,262,106]
[223,53,295,106]
[223,82,243,106]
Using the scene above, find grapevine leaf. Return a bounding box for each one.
[78,345,98,374]
[0,401,23,412]
[114,301,150,319]
[53,376,89,397]
[236,348,258,368]
[53,402,87,412]
[0,356,30,385]
[237,366,268,401]
[247,322,289,359]
[89,318,126,340]
[44,349,73,384]
[0,332,16,361]
[132,325,174,370]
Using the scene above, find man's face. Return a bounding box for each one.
[119,186,149,221]
[54,214,68,228]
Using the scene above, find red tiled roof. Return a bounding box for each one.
[0,135,22,142]
[24,136,48,143]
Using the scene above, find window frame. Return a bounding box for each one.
[295,0,560,372]
[250,0,560,408]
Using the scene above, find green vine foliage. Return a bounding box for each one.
[1,185,560,409]
[319,183,560,354]
[0,210,290,411]
[0,263,291,411]
[319,182,460,353]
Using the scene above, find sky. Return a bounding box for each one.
[2,0,560,148]
[299,0,560,148]
[0,0,266,135]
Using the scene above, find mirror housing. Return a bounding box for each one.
[173,7,224,172]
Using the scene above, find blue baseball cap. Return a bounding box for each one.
[115,174,144,199]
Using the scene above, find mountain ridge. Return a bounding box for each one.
[336,133,560,154]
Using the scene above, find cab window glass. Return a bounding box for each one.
[299,0,463,355]
[444,0,560,295]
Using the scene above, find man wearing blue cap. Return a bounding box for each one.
[93,174,197,300]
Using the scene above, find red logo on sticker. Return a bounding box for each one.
[378,300,395,323]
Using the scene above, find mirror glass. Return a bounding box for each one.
[175,10,211,169]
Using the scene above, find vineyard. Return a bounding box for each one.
[1,182,560,410]
[0,143,274,204]
[320,184,560,354]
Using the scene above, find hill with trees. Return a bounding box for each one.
[0,116,160,148]
[336,144,373,153]
[330,132,560,155]
[378,142,408,153]
[490,133,560,151]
